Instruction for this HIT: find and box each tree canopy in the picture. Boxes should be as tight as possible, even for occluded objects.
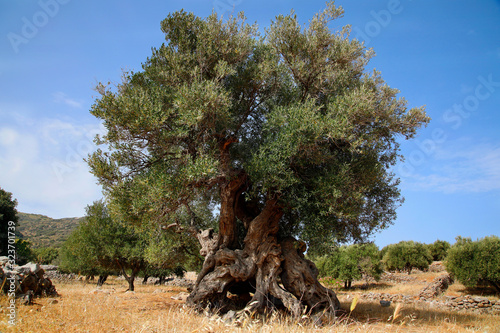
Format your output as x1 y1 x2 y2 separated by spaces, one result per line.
60 200 145 290
61 199 203 290
87 2 429 316
88 2 428 248
382 240 433 274
316 243 382 289
427 239 451 261
445 236 500 293
0 187 19 257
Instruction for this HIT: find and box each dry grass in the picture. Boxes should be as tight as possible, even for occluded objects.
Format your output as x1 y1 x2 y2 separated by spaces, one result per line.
1 273 499 333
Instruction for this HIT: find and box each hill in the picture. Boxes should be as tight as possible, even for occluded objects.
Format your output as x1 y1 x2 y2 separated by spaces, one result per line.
17 212 82 248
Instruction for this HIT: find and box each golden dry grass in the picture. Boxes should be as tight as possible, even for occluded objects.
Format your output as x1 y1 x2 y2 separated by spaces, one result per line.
0 273 499 333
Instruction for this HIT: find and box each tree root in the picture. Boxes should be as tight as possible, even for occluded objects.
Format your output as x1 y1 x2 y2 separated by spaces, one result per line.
186 234 341 320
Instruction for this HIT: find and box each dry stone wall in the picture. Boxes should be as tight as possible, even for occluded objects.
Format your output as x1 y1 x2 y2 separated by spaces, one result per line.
361 292 499 314
360 273 499 316
0 257 58 304
418 273 454 299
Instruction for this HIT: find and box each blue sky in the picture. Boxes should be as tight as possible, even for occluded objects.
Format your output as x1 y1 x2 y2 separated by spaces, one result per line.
0 0 499 248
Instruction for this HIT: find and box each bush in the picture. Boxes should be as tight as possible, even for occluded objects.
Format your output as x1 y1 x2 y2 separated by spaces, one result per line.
33 247 60 265
316 243 382 288
0 187 19 257
382 240 432 274
14 239 35 265
427 239 451 261
445 235 500 293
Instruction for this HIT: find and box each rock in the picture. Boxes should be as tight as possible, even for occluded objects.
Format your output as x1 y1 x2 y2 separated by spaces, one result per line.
418 273 453 298
47 298 58 304
381 272 417 284
222 310 237 323
380 300 391 307
90 288 110 295
428 261 446 272
170 292 189 301
20 262 43 275
472 297 489 303
40 265 58 271
0 256 9 266
164 277 195 289
19 291 34 305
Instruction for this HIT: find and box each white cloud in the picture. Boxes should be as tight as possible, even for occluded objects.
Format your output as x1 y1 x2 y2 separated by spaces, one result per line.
0 127 40 174
0 114 105 218
401 140 500 193
53 91 84 109
0 127 19 146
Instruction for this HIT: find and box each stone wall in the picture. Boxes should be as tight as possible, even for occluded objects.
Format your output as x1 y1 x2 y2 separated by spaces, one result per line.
361 292 500 315
0 258 58 304
357 272 499 315
445 296 500 314
418 273 454 299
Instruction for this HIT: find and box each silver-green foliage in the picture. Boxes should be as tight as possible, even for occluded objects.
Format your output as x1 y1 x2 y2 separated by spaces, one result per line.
382 240 432 274
426 239 451 261
87 2 429 249
445 236 500 292
316 243 382 287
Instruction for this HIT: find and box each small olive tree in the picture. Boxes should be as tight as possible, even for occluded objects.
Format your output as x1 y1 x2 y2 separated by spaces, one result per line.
427 239 451 261
382 241 432 274
0 187 19 257
33 247 60 265
316 243 382 289
60 200 145 290
445 236 500 293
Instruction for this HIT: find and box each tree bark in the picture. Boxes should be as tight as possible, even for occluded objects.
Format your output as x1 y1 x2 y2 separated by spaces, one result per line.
97 275 108 287
488 280 500 293
217 171 247 249
120 266 135 291
117 260 141 292
187 195 341 318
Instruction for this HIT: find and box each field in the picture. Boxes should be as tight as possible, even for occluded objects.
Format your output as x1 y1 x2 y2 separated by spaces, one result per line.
1 271 499 333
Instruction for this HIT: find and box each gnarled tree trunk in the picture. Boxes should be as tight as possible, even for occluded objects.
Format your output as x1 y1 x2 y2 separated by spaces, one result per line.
97 274 108 287
186 173 341 318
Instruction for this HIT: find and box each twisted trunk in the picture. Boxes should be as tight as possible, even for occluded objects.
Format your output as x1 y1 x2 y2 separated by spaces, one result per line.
187 138 340 317
117 260 142 292
187 178 341 318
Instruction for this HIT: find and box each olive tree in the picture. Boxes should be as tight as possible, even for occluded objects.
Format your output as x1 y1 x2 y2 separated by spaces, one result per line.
316 243 382 289
382 241 432 274
445 236 500 293
60 200 145 290
0 187 19 257
87 3 428 316
427 239 450 261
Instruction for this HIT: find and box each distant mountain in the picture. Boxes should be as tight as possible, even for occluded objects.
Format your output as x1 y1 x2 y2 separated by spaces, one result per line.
17 212 82 248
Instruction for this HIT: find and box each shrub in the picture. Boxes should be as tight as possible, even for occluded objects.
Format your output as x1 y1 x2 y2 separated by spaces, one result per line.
33 247 59 265
382 240 432 274
14 239 35 265
445 235 500 292
316 243 382 288
427 239 451 261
